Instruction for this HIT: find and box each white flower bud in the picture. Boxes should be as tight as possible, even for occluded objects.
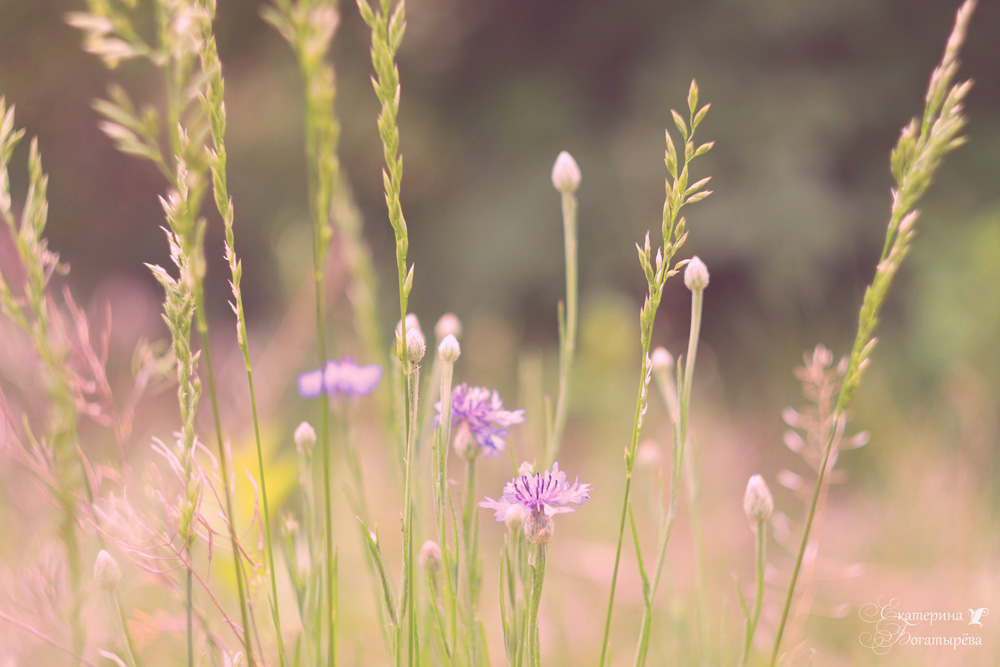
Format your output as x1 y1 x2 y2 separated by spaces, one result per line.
743 474 774 523
419 540 442 574
518 461 535 477
395 313 423 341
294 421 316 454
406 328 426 364
637 440 662 468
684 256 710 292
438 334 461 364
435 313 462 341
505 504 531 532
551 151 581 194
453 423 479 461
650 347 673 373
94 550 121 591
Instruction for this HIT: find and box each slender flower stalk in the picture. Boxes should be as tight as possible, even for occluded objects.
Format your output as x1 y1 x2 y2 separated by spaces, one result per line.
544 151 581 467
433 334 461 661
769 3 975 663
740 475 773 665
438 383 525 663
598 81 713 667
632 256 709 667
95 551 138 667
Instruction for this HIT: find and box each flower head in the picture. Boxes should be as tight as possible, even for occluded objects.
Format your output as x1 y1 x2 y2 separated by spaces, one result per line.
437 384 525 458
94 550 121 591
684 256 710 292
743 474 774 523
298 359 382 399
551 151 581 194
480 462 591 526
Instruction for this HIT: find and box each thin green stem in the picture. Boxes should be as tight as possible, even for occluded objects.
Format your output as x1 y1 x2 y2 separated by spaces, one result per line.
109 590 139 667
527 545 547 667
401 363 421 667
462 458 482 666
598 354 648 667
544 190 578 467
742 521 767 666
193 289 256 667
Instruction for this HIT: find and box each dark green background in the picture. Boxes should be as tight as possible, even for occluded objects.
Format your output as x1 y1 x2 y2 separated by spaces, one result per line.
1 0 998 405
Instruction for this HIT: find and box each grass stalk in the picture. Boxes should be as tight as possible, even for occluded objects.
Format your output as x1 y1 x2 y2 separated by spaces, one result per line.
769 3 974 662
199 22 286 664
598 81 713 667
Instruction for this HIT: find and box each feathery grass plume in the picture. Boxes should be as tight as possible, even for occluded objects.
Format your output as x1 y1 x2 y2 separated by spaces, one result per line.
0 98 94 656
598 80 713 667
71 2 257 663
769 2 976 663
763 346 868 662
543 151 581 468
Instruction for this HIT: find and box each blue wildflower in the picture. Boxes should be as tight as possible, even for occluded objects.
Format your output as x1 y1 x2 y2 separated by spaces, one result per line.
298 359 382 398
480 462 591 522
437 383 525 458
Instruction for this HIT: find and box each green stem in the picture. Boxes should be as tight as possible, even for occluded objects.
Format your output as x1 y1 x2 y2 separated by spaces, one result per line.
402 363 420 667
193 290 256 667
544 190 578 467
768 416 837 666
633 285 704 666
109 591 139 667
527 545 547 667
742 521 767 666
462 458 481 666
598 350 650 667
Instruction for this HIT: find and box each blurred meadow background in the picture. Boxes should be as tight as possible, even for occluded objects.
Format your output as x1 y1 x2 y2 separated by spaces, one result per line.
1 0 998 665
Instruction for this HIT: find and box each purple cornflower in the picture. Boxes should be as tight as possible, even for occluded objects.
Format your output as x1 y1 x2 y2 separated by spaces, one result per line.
437 383 526 458
298 359 382 398
480 462 591 522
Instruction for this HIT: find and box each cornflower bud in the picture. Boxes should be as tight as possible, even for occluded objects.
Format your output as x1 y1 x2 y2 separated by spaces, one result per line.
551 151 581 194
435 313 462 341
94 550 121 591
650 347 673 373
438 334 461 363
406 328 426 364
453 423 479 461
684 256 710 292
419 540 442 574
743 474 774 523
504 503 531 532
294 421 316 455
